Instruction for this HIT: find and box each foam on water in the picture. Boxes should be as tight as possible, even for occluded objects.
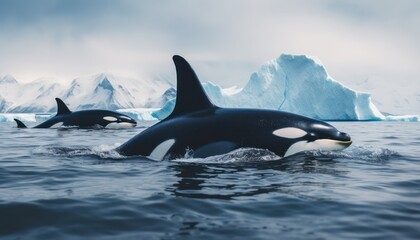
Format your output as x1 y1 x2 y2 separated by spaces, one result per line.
174 148 281 164
32 143 399 165
33 144 126 159
308 145 400 162
174 146 399 164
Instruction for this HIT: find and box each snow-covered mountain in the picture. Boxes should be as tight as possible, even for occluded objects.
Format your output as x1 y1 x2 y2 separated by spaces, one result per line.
10 79 64 113
0 73 172 113
0 74 18 85
59 73 171 111
0 54 418 122
0 96 9 112
0 75 20 112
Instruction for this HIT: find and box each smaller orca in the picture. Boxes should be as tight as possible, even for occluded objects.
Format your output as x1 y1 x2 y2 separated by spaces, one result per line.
14 98 137 129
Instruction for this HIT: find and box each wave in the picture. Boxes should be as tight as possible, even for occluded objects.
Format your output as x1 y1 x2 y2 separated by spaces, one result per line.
33 144 126 159
309 145 400 162
174 148 281 164
32 143 400 164
175 145 399 164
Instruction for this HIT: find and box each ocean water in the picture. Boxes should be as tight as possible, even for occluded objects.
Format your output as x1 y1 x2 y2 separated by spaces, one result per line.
0 121 419 239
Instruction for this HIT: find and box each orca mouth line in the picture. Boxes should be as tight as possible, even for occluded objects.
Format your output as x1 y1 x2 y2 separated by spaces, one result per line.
336 140 352 146
316 140 353 146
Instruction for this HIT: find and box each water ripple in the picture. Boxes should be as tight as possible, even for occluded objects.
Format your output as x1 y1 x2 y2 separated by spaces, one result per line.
1 122 419 239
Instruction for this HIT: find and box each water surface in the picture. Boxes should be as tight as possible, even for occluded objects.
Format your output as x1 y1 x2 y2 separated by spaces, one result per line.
0 122 419 239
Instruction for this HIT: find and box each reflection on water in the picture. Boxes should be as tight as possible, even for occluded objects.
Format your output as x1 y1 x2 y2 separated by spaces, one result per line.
167 152 347 200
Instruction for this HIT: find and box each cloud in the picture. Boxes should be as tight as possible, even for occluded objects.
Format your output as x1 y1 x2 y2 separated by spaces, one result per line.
0 0 419 94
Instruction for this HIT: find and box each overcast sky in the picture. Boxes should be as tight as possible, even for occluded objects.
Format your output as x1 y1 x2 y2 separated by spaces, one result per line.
0 0 419 91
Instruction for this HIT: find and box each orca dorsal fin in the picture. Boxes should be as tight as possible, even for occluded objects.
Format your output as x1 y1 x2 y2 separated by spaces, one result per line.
14 118 27 128
167 55 215 119
55 98 72 115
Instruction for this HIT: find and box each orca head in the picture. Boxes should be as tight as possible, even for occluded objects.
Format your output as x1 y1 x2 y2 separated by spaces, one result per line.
102 114 137 129
272 120 352 157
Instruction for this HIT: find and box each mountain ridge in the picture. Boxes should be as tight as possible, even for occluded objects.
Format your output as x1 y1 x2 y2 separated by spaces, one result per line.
0 54 418 121
0 73 172 113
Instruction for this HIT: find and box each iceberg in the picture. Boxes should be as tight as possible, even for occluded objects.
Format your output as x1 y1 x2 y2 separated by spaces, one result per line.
384 115 419 122
116 108 159 121
275 55 386 120
0 113 52 123
151 99 175 120
149 54 418 121
211 55 384 120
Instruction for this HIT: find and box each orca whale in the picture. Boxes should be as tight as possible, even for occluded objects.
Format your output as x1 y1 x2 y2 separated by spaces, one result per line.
117 55 352 159
14 98 137 129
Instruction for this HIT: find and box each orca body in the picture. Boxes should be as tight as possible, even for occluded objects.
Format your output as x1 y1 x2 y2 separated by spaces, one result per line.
117 55 352 159
14 98 137 129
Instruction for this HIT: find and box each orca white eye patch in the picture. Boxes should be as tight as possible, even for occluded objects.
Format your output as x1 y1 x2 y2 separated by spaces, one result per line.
272 127 307 139
103 116 118 122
